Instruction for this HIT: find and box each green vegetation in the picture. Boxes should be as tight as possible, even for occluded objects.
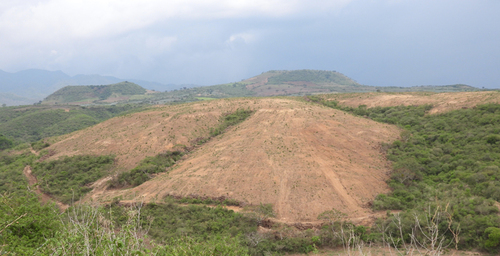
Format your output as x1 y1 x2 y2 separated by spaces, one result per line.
137 202 256 240
0 190 61 255
209 108 253 137
267 69 360 86
173 195 241 206
30 139 50 151
0 148 34 194
309 95 500 251
109 151 183 187
29 70 480 107
0 134 13 150
43 81 147 104
0 104 145 144
32 155 115 204
107 200 324 255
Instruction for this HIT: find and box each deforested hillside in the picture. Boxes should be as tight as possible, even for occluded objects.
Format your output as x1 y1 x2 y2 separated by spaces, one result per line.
6 93 500 254
319 91 500 114
67 98 402 222
45 101 226 170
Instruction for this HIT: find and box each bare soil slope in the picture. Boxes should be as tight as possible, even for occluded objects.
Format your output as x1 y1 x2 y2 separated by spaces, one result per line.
102 98 401 222
46 101 228 170
323 91 500 114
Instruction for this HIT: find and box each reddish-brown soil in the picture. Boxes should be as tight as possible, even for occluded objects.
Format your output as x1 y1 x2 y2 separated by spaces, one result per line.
85 98 400 222
46 101 227 170
41 92 500 223
322 91 500 114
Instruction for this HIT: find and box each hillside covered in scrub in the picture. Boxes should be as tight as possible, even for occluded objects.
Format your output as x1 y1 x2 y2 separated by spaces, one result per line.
42 81 149 105
2 91 500 254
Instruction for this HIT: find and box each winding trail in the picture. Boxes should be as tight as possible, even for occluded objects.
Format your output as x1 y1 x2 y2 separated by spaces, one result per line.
23 165 69 211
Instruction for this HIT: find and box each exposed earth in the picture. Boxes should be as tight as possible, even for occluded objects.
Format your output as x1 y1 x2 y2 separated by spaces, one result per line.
38 91 500 224
322 91 500 114
44 97 400 222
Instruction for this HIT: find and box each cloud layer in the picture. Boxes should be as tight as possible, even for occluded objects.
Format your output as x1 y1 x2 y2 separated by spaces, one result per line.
1 0 499 88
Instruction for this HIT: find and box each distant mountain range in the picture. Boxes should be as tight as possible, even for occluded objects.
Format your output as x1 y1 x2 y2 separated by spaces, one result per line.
1 69 481 107
0 69 177 106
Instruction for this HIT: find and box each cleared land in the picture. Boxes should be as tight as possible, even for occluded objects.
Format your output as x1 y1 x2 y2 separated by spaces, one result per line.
42 92 500 223
52 98 400 222
322 91 500 114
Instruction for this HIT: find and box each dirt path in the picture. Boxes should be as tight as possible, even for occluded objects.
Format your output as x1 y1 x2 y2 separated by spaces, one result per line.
30 147 39 156
23 165 69 211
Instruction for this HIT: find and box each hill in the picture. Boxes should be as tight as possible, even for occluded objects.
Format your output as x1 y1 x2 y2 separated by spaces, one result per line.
42 81 148 105
44 97 400 222
0 69 174 105
4 91 500 254
137 70 480 105
14 69 481 107
0 104 144 144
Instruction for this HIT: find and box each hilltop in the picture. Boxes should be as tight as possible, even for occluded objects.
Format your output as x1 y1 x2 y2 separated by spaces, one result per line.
139 70 480 105
11 69 481 107
42 81 150 105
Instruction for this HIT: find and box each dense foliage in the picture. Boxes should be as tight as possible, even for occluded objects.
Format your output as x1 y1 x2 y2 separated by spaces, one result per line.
110 151 183 187
1 192 250 255
32 155 115 204
0 134 13 150
0 104 144 144
0 148 34 194
0 190 61 255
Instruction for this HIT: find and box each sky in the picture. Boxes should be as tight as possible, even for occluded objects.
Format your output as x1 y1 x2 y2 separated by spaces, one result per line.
0 0 499 88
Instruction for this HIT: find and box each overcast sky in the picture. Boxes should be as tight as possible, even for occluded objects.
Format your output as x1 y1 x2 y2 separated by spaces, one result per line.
1 0 499 88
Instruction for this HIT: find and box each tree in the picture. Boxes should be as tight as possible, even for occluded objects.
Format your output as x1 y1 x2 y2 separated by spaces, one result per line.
484 227 500 249
0 135 13 150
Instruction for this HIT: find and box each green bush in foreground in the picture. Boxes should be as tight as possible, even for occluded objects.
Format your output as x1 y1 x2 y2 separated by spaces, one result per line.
0 191 61 255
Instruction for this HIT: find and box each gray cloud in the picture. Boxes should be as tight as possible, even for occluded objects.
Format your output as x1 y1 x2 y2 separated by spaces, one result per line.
1 0 499 88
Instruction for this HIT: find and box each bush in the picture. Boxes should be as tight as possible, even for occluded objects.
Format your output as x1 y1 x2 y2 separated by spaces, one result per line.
33 155 115 204
110 151 183 187
0 191 61 255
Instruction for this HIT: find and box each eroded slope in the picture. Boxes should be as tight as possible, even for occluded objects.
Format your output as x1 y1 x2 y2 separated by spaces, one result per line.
108 98 400 222
46 101 231 170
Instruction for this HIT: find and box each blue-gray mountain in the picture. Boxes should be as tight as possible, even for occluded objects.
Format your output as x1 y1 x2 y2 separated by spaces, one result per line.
0 69 176 106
